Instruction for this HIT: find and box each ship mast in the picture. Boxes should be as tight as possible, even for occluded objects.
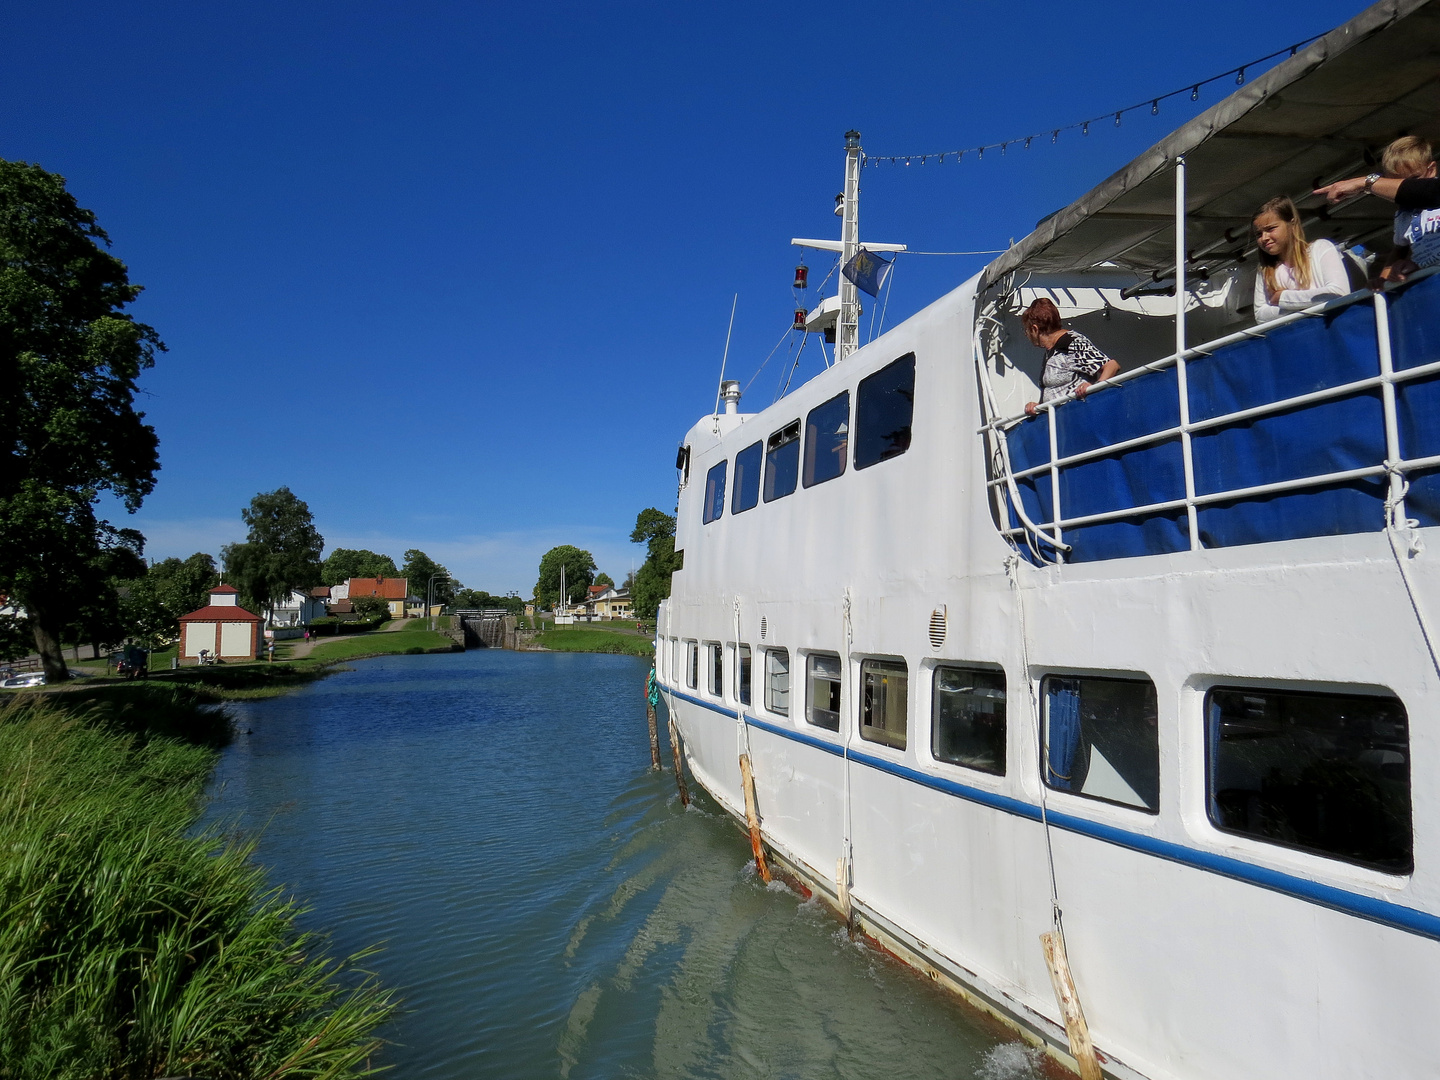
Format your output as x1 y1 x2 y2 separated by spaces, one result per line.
792 130 906 363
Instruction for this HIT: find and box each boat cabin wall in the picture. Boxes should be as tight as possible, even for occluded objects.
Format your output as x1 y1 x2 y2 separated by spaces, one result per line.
671 274 1014 639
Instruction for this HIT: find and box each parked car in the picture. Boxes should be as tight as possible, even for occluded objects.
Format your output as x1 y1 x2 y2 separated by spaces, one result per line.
2 671 45 689
112 645 150 679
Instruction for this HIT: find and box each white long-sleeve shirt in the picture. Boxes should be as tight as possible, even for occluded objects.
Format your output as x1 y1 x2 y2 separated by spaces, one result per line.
1253 238 1350 323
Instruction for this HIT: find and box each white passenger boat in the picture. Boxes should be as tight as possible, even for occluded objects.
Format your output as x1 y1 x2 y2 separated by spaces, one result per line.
653 2 1440 1076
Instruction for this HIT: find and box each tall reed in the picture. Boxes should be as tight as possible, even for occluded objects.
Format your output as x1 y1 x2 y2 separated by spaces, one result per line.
0 696 397 1079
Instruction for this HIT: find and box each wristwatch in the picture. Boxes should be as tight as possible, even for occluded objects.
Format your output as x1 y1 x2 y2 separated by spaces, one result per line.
1365 172 1382 194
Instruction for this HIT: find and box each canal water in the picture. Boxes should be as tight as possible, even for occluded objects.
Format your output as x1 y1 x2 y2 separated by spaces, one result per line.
207 649 1043 1079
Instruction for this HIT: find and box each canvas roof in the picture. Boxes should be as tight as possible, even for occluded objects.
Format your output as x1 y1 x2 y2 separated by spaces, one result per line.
980 0 1440 292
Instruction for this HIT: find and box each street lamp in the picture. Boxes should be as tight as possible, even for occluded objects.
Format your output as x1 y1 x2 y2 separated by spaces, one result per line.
427 573 449 631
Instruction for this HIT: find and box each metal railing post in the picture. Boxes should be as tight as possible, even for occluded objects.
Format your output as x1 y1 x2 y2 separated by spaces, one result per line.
1047 403 1063 550
1174 155 1201 550
1375 291 1407 524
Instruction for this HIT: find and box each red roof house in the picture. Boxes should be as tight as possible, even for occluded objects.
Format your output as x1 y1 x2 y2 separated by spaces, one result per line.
179 585 262 662
346 577 411 616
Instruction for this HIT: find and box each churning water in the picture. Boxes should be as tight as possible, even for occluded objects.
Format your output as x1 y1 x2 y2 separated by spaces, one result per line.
207 649 1042 1079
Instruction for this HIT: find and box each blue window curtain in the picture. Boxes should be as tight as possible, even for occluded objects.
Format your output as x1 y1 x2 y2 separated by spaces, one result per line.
1046 680 1082 790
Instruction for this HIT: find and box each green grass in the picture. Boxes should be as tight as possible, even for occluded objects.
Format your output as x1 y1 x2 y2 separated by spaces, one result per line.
0 694 397 1079
531 626 654 655
306 626 457 663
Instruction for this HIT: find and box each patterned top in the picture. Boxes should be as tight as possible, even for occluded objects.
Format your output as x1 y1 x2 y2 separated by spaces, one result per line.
1040 330 1111 403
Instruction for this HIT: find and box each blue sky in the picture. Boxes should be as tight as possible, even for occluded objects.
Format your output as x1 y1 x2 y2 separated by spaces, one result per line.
3 0 1361 594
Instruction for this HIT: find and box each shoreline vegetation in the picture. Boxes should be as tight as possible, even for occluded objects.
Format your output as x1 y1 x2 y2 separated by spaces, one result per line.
526 618 655 657
0 685 397 1078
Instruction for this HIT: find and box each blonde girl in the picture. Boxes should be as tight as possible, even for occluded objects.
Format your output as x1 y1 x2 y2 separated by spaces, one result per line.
1252 196 1349 323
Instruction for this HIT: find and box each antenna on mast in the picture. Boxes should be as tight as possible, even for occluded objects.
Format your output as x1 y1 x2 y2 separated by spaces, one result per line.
713 293 738 415
791 131 906 363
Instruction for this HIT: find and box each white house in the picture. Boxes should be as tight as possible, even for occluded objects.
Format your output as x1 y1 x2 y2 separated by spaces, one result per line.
268 587 329 628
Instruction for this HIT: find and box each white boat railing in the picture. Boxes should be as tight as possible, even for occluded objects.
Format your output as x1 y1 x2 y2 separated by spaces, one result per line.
976 266 1440 563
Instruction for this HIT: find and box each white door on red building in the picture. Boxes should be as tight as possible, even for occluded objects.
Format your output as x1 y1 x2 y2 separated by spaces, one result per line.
186 623 217 657
220 622 251 657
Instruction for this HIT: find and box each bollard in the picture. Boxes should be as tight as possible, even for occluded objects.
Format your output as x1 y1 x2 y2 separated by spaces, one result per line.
667 714 690 806
739 753 770 882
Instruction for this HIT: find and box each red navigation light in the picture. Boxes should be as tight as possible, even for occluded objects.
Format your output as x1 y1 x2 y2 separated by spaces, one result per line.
793 264 809 289
793 309 807 331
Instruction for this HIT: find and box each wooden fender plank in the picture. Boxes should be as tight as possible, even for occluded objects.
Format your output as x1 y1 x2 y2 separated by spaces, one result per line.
1040 929 1102 1080
738 753 771 882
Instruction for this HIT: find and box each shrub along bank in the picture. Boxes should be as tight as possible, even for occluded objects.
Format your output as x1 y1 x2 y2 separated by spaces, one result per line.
0 687 396 1079
531 623 654 657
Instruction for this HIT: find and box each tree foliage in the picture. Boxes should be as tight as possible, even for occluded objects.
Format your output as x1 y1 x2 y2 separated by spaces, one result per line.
221 488 323 617
120 552 217 647
321 548 396 586
400 549 455 606
594 572 614 588
0 160 164 679
349 594 390 620
630 508 680 621
451 589 524 614
534 546 596 609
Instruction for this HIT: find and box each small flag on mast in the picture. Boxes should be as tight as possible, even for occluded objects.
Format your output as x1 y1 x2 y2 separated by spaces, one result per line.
842 248 893 297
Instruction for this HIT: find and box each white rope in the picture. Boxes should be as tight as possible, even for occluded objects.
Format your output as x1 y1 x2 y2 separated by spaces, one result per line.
1006 554 1064 933
1383 468 1440 681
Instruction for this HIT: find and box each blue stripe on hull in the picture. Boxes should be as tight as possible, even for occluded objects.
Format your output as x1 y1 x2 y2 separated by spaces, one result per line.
662 684 1440 943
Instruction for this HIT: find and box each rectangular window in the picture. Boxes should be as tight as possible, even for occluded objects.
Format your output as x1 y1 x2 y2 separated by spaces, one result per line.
703 460 727 524
1043 676 1158 813
669 637 679 683
933 665 1006 775
807 653 842 731
804 391 850 488
855 353 915 470
765 648 790 715
686 640 698 690
732 441 763 514
860 659 907 750
764 421 801 502
737 644 752 706
1207 687 1411 872
707 642 723 697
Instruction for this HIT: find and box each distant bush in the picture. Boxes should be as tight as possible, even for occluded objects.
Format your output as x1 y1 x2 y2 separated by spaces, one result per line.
404 646 425 655
349 595 391 620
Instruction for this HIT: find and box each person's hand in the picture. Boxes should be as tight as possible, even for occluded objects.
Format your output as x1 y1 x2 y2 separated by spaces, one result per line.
1075 381 1093 400
1383 258 1420 285
1267 288 1282 306
1024 401 1038 416
1314 177 1367 205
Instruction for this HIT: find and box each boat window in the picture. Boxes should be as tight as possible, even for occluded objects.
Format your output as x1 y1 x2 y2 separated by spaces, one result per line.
707 642 723 697
703 461 727 524
855 353 915 470
1042 675 1158 813
1206 687 1411 872
764 421 801 502
732 441 763 514
686 640 698 690
765 648 790 716
736 644 752 706
669 637 679 684
804 391 850 488
807 653 842 732
860 659 908 750
933 665 1006 776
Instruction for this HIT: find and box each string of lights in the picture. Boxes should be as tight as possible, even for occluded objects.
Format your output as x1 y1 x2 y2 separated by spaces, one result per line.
863 33 1324 169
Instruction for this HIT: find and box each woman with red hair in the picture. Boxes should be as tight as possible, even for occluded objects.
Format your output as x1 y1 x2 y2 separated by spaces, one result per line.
1022 298 1120 416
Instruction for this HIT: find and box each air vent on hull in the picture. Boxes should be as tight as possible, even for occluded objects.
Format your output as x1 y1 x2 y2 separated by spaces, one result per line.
928 606 947 650
760 616 768 640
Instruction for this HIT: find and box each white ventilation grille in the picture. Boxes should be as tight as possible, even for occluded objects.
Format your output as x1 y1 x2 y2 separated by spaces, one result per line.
759 616 768 640
928 606 947 650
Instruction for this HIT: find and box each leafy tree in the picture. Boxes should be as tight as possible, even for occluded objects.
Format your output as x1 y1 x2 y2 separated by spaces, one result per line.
64 534 147 657
350 594 390 621
401 549 455 607
120 552 217 646
0 160 164 681
451 589 524 614
221 488 324 619
623 570 636 591
534 546 596 609
321 548 397 586
630 509 680 621
594 572 614 588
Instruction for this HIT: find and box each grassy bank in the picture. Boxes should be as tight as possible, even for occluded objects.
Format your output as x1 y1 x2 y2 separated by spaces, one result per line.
531 623 654 656
307 624 457 663
0 688 396 1078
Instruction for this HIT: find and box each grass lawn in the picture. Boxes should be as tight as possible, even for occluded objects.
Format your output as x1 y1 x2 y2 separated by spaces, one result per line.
532 626 654 656
306 625 457 663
